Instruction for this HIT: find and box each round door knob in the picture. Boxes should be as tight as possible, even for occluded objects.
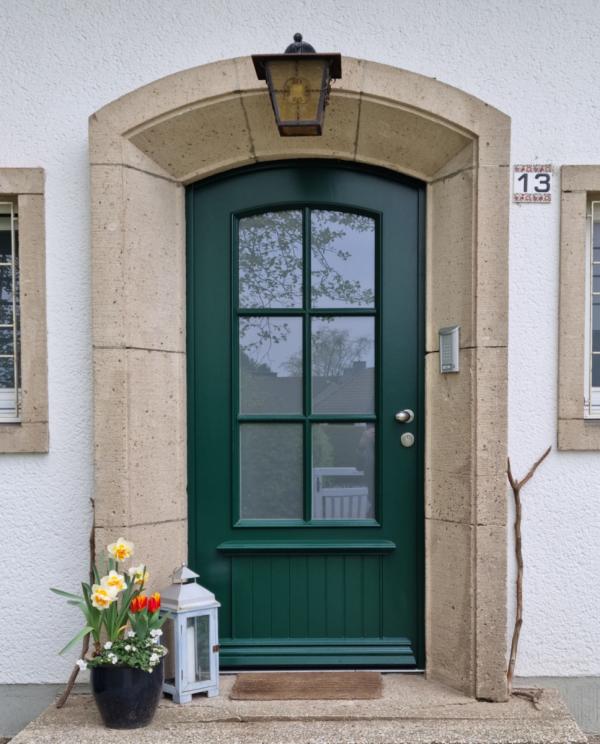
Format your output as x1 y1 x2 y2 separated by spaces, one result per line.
394 409 415 423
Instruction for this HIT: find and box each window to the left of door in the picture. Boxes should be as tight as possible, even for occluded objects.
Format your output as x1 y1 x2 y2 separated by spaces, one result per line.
0 199 20 421
0 168 48 453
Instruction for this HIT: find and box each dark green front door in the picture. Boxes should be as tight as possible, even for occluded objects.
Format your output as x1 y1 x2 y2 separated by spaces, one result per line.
187 161 424 668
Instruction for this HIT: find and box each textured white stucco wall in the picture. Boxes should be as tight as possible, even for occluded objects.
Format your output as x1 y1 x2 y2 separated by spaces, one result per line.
1 0 599 683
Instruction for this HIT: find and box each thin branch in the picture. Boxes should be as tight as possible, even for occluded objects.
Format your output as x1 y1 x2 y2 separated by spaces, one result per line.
56 500 95 709
506 447 551 695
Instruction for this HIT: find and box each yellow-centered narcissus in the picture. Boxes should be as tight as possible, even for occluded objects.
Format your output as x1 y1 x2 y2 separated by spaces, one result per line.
107 537 134 562
127 564 149 585
101 570 127 593
90 584 118 610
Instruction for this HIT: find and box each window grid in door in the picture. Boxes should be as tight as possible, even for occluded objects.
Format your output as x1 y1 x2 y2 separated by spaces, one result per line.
233 206 380 526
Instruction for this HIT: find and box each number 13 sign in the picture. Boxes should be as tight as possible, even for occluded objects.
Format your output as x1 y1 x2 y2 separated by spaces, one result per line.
513 164 553 203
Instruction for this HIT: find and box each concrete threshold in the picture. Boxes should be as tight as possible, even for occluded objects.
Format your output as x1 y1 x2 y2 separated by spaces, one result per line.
10 674 588 743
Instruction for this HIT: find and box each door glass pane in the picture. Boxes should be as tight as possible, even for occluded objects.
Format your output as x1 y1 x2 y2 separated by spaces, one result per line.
311 210 375 308
312 423 375 520
239 317 303 413
312 316 375 414
239 210 303 308
240 424 303 519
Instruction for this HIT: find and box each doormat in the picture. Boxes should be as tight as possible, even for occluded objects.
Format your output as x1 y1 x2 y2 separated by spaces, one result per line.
230 671 383 700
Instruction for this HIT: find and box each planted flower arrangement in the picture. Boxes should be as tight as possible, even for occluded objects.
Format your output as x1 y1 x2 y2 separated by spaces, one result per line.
51 537 168 729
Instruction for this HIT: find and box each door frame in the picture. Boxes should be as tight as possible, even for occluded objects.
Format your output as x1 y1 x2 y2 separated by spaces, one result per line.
90 56 510 700
186 160 426 668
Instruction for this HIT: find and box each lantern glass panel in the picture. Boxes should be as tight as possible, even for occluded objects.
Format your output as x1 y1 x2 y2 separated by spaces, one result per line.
266 58 327 125
185 615 211 686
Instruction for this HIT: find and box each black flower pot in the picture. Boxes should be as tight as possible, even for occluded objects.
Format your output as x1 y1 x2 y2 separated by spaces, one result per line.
91 659 164 729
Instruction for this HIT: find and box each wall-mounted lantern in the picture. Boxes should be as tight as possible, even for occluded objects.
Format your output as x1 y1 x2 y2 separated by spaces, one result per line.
252 33 342 136
160 565 220 703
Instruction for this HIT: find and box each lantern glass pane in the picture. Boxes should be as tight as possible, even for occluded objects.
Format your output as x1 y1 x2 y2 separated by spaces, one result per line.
162 616 176 685
267 58 326 124
185 615 211 686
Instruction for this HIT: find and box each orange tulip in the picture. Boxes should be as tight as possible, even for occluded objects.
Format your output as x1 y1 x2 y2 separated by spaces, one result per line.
147 592 161 613
130 594 148 613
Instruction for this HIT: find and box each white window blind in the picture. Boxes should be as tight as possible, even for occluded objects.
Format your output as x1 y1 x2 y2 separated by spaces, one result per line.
0 201 20 422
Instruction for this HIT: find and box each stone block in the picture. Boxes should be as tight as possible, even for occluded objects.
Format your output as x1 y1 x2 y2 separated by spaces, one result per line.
562 164 600 192
425 349 474 490
356 98 470 180
89 113 175 178
558 418 600 450
95 519 187 593
245 91 360 164
0 168 44 194
426 518 474 696
94 58 243 136
130 96 254 183
17 194 48 423
0 422 48 453
474 165 509 348
427 168 475 351
91 165 185 352
475 523 508 701
558 191 588 422
94 348 187 528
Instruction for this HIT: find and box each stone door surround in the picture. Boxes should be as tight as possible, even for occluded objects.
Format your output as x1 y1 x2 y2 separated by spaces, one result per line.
89 57 510 701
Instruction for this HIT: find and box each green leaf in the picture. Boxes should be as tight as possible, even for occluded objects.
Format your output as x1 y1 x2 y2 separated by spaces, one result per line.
156 612 170 628
50 588 82 601
58 626 94 656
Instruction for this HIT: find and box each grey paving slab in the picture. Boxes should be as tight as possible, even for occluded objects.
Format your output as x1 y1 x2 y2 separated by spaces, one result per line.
10 674 588 744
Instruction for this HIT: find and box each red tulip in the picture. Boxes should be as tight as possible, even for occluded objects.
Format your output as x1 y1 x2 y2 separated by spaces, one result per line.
147 592 161 613
130 594 148 613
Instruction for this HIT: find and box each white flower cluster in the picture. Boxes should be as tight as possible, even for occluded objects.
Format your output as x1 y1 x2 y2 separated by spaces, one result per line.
149 628 163 644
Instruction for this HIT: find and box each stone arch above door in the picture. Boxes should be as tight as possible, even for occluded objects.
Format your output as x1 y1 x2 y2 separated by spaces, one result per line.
90 57 510 701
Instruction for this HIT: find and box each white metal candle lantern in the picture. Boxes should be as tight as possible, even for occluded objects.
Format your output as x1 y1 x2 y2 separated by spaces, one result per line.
160 565 220 703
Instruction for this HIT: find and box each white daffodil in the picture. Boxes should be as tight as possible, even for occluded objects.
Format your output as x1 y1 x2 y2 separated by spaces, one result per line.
90 583 118 610
127 564 149 585
76 659 87 670
107 537 134 562
100 570 127 594
103 641 113 650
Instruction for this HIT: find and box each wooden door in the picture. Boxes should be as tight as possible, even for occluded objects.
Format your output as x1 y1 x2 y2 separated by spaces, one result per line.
187 161 424 668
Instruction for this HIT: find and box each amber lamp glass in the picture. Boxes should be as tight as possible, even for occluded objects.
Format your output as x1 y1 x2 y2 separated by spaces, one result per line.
252 34 342 136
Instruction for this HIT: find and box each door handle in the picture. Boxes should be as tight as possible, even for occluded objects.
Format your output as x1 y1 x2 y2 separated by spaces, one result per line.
394 409 414 423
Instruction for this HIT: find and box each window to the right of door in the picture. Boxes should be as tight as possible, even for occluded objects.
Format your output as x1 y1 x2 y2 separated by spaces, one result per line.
585 200 600 417
0 199 20 422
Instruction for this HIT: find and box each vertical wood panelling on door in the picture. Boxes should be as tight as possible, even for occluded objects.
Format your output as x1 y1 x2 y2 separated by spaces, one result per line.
230 554 385 640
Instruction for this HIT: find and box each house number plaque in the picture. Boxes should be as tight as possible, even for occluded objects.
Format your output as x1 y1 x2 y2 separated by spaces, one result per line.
513 164 553 203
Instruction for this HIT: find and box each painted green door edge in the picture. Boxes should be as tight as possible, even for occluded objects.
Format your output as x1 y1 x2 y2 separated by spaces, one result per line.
187 160 425 669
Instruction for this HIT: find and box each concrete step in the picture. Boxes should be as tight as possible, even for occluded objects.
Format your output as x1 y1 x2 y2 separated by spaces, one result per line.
9 674 588 744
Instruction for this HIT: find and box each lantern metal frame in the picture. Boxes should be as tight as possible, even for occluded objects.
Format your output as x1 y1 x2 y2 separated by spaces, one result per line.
252 34 342 136
160 566 221 704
